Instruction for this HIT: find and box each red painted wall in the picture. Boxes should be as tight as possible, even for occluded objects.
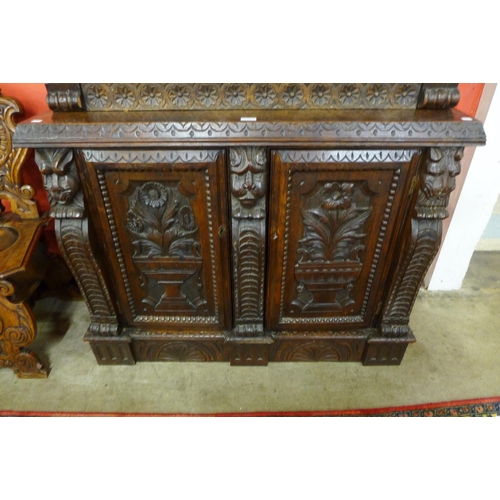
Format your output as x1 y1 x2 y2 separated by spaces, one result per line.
457 83 485 117
0 83 50 213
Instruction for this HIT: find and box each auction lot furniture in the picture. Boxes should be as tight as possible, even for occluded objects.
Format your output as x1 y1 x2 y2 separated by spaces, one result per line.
0 92 48 378
13 83 485 367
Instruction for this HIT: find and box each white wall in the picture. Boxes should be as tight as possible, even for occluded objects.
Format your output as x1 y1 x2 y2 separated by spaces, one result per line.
428 85 500 290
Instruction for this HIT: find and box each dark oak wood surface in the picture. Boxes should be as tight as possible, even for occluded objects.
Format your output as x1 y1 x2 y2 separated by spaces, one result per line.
11 84 486 367
14 109 485 148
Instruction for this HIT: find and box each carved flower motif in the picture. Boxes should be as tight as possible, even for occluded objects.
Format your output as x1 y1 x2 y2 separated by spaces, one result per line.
177 206 196 231
339 84 360 106
139 182 168 208
395 84 417 107
86 85 109 108
224 84 246 106
282 84 304 106
114 85 135 108
322 182 354 210
126 215 144 234
298 181 370 264
196 84 218 107
366 84 388 107
310 84 331 106
254 84 276 107
169 84 191 107
140 85 163 107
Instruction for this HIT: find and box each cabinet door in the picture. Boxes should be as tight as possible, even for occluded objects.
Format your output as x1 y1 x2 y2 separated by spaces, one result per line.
80 149 231 330
266 149 419 331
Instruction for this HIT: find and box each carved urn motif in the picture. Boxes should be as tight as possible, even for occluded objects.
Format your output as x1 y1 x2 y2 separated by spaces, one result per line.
291 182 370 313
125 182 206 313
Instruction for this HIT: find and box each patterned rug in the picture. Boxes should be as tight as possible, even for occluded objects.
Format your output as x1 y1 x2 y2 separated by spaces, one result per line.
1 396 499 417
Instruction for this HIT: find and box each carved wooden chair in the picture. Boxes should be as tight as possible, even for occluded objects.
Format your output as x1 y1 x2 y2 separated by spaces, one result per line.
0 92 48 378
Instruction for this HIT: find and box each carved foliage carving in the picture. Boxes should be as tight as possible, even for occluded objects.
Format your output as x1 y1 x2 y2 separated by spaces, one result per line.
35 148 84 218
292 181 372 313
0 94 37 218
125 181 206 314
230 147 268 331
0 280 48 378
126 182 200 259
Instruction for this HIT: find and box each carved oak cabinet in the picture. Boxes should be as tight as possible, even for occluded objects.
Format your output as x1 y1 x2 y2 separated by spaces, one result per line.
13 84 486 366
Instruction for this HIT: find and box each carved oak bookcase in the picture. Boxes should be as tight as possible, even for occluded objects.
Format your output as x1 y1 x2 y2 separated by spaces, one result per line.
13 84 486 366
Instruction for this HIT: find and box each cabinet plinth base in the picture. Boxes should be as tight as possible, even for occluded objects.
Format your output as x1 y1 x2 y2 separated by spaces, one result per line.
82 326 418 366
85 332 135 365
362 330 416 366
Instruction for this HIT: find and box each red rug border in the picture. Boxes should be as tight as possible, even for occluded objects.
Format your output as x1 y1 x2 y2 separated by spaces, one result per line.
1 396 499 417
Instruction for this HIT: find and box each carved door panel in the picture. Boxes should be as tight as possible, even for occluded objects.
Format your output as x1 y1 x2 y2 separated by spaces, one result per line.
79 150 231 330
266 149 420 331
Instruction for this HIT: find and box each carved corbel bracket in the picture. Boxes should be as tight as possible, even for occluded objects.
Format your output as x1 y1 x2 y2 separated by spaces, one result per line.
373 146 463 353
228 147 270 364
229 147 268 329
34 148 120 338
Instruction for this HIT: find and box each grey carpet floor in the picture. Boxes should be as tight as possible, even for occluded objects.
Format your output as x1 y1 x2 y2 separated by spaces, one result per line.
1 251 499 414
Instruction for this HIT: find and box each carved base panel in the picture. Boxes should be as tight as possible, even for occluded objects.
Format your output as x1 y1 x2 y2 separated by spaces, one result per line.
131 333 228 362
362 330 416 366
270 333 367 362
85 329 381 365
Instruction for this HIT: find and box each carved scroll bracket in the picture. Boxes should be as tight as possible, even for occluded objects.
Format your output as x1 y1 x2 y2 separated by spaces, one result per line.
0 279 48 378
34 148 121 340
229 147 268 328
417 84 460 109
375 147 463 348
46 84 85 112
228 147 269 363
